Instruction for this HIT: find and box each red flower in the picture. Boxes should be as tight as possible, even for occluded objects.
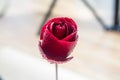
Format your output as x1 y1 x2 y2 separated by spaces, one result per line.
39 17 78 63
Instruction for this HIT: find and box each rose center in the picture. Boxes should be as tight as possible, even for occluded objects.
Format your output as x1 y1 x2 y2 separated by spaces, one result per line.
53 23 66 40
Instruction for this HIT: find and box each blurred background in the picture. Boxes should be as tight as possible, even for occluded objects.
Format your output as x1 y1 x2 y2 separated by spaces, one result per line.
0 0 120 80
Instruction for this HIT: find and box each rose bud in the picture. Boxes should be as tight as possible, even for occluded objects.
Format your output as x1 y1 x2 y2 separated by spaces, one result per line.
38 17 78 63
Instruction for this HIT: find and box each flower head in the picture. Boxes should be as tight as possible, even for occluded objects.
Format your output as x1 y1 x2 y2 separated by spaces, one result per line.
39 17 78 63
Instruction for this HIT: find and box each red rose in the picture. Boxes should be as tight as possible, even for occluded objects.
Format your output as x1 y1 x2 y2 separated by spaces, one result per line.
39 17 78 63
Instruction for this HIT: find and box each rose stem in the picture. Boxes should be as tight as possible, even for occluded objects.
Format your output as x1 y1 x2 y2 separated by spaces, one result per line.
55 63 58 80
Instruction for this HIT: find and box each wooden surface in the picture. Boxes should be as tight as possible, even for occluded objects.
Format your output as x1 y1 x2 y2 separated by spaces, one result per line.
0 0 120 80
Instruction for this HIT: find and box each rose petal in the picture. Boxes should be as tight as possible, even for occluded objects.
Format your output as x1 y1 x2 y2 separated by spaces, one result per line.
65 22 74 35
40 20 51 39
62 31 78 42
41 30 67 58
63 19 77 36
53 25 66 39
39 42 73 64
59 39 78 56
64 17 77 30
48 22 54 33
41 29 76 60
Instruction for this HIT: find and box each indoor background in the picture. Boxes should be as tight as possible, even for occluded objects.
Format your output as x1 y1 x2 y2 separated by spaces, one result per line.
0 0 120 80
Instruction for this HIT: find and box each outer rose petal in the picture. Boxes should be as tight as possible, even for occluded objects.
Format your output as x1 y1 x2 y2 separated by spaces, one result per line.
62 31 78 42
63 17 77 30
40 19 52 39
39 29 77 63
39 42 73 64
